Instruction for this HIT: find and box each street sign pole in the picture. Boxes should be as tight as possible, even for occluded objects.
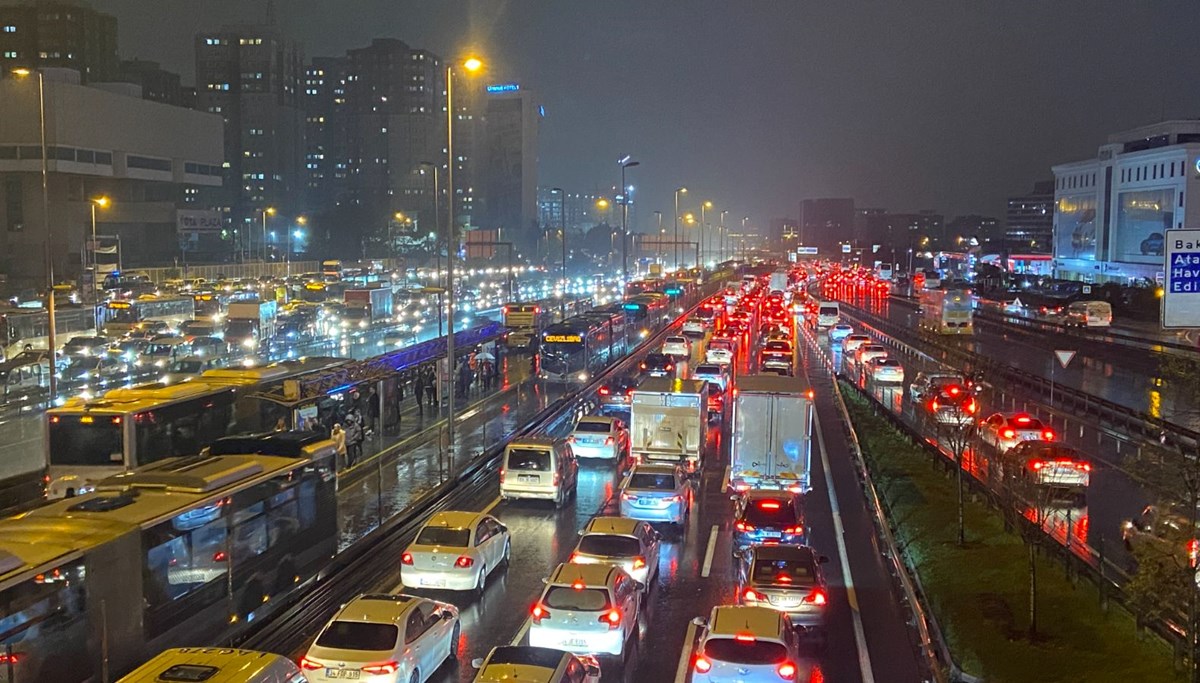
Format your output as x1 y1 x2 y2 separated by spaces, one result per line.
1051 350 1076 406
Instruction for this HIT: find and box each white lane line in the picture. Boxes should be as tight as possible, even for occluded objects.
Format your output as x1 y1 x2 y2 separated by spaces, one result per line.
510 616 531 646
673 620 699 683
481 495 502 515
700 524 719 578
812 397 877 683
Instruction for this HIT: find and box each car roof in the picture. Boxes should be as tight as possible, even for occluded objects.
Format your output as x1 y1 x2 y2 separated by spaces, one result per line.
750 544 817 563
707 605 787 638
335 593 420 623
628 463 678 476
425 510 483 529
583 516 641 535
548 562 623 587
694 364 723 374
740 489 797 503
508 436 557 448
577 415 615 426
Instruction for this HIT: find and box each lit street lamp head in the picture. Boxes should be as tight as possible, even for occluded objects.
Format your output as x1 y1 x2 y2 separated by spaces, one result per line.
11 67 31 77
91 196 110 208
462 57 483 72
265 207 276 216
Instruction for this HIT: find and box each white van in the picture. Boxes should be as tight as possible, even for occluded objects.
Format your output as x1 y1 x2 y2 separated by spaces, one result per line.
500 436 579 507
1064 300 1112 328
118 647 307 683
816 302 840 328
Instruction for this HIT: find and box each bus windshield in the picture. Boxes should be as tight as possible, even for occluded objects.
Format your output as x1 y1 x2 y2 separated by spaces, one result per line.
48 418 124 467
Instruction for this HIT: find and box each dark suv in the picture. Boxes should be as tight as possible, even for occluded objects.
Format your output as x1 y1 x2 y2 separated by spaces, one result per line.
731 490 806 554
639 352 677 378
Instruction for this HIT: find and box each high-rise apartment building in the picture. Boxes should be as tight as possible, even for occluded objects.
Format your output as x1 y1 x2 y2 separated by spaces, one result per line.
303 56 347 212
481 83 540 254
117 59 184 106
195 19 304 259
1005 181 1054 253
799 198 855 251
0 0 118 83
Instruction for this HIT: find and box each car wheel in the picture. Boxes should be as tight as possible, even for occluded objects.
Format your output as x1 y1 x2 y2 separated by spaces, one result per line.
449 622 461 660
554 490 564 509
473 569 486 599
409 671 419 683
501 538 511 568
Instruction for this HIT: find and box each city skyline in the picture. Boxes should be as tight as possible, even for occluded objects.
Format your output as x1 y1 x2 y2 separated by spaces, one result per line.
99 0 1200 231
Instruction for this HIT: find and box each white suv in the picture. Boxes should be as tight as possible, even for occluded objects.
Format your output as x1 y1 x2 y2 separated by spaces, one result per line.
528 563 642 657
691 605 804 682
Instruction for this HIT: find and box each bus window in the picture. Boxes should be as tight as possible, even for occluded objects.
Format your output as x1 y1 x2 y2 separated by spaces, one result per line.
47 416 124 467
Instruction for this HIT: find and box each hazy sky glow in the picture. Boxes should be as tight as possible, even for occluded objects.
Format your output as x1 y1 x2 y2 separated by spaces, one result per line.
101 0 1200 231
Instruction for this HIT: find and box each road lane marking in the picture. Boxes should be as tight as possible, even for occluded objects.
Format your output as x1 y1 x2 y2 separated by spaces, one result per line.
673 619 699 683
700 524 719 578
481 495 502 515
510 616 531 646
812 394 877 683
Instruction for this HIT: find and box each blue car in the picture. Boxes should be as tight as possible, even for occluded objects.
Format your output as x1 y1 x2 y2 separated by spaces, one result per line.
731 490 806 554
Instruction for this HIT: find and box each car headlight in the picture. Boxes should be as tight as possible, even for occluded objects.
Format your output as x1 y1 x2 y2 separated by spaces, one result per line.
242 338 256 349
358 321 367 329
154 360 166 368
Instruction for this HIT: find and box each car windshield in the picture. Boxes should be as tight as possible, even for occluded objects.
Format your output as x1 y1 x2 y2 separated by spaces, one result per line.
169 360 203 373
628 473 676 490
543 586 610 611
709 341 731 351
878 359 901 367
415 527 470 547
751 557 815 584
695 365 721 375
315 621 398 651
507 448 551 471
703 638 788 665
666 337 685 345
574 421 611 433
577 534 641 557
742 499 798 527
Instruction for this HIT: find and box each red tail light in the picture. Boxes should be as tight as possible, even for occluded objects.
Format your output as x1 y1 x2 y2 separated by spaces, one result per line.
569 552 580 562
666 363 674 371
758 500 781 510
803 588 827 605
743 588 759 602
499 468 505 483
777 661 798 680
783 526 803 535
455 555 474 568
1001 428 1016 439
1077 462 1091 472
1042 430 1055 441
694 656 713 673
599 608 622 629
631 556 646 570
640 362 647 370
212 551 228 562
299 656 323 671
605 436 615 446
1031 461 1045 470
599 386 610 395
361 661 399 675
552 472 561 486
531 604 550 623
401 552 413 566
735 522 755 531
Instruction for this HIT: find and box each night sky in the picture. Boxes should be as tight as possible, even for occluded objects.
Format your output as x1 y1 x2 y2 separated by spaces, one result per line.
100 0 1200 232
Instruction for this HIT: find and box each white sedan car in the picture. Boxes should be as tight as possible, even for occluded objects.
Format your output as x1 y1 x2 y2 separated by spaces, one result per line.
569 415 630 460
980 412 1055 453
661 335 691 359
705 340 735 366
302 593 459 683
401 511 510 593
865 357 905 384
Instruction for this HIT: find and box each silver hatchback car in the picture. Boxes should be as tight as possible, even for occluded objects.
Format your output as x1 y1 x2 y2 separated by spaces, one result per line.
618 463 689 525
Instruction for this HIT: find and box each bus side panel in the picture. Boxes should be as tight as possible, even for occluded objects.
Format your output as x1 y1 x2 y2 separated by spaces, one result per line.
86 533 146 680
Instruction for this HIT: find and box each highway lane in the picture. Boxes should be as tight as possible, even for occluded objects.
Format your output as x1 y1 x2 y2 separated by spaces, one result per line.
306 312 927 683
840 289 1200 432
820 311 1163 575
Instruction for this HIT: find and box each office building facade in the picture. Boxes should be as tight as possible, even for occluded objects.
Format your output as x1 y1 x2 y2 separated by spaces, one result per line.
0 69 223 286
799 198 855 252
1005 181 1053 253
481 83 539 254
1053 120 1200 283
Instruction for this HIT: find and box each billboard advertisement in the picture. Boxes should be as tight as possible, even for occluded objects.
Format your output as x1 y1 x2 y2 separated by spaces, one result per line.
1053 194 1097 261
1114 189 1174 264
176 209 223 234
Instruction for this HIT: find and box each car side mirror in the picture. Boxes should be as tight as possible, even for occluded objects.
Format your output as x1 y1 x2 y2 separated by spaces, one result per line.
541 577 549 584
470 658 485 669
634 580 647 592
729 494 740 501
691 616 708 628
819 555 830 564
440 608 455 620
584 663 601 677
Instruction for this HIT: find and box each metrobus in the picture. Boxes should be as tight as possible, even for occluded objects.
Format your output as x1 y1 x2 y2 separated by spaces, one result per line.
919 288 974 335
0 444 338 682
502 302 549 330
578 308 630 359
99 296 195 336
45 357 348 497
321 259 344 279
622 293 671 333
0 306 98 358
538 317 613 383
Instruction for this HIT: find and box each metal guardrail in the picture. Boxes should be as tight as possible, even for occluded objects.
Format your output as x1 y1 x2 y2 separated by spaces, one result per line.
802 325 956 683
238 283 721 654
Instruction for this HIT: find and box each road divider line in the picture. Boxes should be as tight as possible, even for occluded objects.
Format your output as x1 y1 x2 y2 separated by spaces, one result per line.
510 616 531 646
481 495 502 515
812 389 877 683
673 619 699 683
700 524 719 578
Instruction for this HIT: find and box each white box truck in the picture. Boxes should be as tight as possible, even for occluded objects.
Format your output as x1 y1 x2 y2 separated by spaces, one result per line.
630 377 708 472
225 300 277 351
728 374 813 493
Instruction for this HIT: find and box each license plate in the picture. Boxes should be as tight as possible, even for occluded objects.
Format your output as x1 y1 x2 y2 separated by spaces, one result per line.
419 577 447 587
762 531 782 538
638 498 656 506
563 638 588 648
519 474 538 483
326 670 360 680
771 595 800 606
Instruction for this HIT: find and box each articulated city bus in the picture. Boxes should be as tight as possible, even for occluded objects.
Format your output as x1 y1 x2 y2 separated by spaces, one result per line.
45 357 347 497
0 306 97 358
538 317 613 383
99 296 195 336
0 445 338 682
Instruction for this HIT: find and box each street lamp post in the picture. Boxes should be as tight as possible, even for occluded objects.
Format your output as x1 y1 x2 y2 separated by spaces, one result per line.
653 211 663 265
552 187 566 317
445 56 483 449
619 157 639 283
742 216 749 262
700 200 712 266
288 216 306 277
89 197 110 303
719 210 728 262
12 68 56 394
673 187 687 271
260 207 276 263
